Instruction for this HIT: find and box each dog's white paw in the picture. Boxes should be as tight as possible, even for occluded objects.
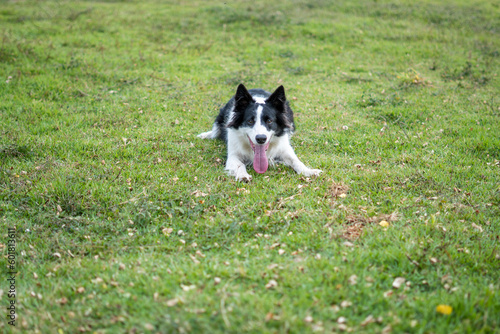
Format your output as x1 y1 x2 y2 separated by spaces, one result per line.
235 173 252 182
300 168 323 177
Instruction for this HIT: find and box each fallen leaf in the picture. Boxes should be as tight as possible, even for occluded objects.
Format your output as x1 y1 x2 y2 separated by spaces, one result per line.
379 220 390 227
392 277 405 289
471 223 483 232
348 275 358 285
340 300 352 308
304 315 313 323
360 315 375 326
181 284 196 292
265 280 278 289
337 316 347 324
338 324 348 331
189 254 200 264
436 304 452 315
162 227 174 235
166 298 179 307
191 190 208 197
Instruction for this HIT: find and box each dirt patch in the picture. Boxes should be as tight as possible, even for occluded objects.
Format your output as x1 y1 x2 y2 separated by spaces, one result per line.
342 212 400 240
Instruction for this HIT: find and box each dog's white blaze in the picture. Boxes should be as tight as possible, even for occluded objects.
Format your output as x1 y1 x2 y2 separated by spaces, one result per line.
246 105 272 145
254 96 266 104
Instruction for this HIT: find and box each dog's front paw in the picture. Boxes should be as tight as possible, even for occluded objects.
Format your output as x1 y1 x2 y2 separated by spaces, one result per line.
300 168 322 177
235 173 252 182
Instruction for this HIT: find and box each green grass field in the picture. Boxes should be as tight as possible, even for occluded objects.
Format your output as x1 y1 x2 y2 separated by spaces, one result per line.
1 0 499 333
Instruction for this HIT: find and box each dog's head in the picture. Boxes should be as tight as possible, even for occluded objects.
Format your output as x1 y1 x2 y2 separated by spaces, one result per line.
227 84 293 173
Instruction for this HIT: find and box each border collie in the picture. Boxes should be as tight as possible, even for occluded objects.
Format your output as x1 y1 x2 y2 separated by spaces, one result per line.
198 84 322 182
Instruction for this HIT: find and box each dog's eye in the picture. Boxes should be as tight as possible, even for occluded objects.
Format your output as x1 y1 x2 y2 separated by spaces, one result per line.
247 119 255 125
266 119 273 124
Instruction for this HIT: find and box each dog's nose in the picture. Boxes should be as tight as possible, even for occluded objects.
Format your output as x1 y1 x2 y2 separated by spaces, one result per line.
255 134 267 144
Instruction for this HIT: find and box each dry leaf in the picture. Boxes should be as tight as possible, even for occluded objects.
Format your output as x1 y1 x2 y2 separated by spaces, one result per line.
181 284 196 292
76 287 85 294
392 277 406 289
166 298 179 307
304 315 313 323
162 227 174 235
337 316 347 324
379 220 390 227
471 223 483 232
265 280 278 289
191 190 208 197
53 252 61 258
348 275 358 285
189 254 200 264
360 315 374 326
214 277 221 285
340 300 352 308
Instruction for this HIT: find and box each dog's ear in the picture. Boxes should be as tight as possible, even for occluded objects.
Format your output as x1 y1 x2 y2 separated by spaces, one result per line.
266 85 286 112
234 84 253 110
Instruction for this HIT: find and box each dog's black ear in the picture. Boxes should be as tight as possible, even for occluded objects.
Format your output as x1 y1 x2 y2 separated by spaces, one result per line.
266 85 286 112
234 84 253 109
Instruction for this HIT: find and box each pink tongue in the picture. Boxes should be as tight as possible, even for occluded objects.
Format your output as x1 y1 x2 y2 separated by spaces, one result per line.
253 144 268 174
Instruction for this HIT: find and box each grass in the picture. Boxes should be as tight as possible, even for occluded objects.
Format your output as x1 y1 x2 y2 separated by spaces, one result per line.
0 0 499 333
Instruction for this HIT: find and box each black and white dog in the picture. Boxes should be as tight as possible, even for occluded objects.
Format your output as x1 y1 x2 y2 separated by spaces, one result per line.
198 84 322 182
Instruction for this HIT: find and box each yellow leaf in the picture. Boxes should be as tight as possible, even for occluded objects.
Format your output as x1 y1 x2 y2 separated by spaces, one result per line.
379 220 390 227
436 304 452 315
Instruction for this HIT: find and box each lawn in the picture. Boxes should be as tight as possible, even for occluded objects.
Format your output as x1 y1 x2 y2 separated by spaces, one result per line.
0 0 499 333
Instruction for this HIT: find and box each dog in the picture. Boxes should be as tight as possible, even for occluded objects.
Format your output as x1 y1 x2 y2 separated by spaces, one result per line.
198 84 322 182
